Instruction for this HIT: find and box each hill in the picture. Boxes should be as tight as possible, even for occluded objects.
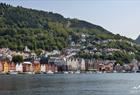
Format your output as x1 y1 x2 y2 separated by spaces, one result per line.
0 3 140 63
0 3 132 50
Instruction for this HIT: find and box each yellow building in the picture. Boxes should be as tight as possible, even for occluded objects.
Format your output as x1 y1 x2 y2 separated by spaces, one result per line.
3 61 9 73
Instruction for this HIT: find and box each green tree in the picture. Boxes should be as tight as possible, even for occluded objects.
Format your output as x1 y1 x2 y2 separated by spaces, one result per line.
12 55 23 64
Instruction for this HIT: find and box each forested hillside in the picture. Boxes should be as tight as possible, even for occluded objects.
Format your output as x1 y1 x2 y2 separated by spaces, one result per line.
0 3 133 51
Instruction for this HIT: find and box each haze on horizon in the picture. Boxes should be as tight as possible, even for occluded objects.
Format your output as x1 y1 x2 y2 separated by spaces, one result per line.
0 0 140 40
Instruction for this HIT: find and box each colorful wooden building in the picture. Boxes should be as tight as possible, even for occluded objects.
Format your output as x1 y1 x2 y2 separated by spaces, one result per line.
48 57 66 72
16 63 23 72
3 61 9 73
33 60 41 73
22 62 32 72
40 56 48 73
9 62 16 72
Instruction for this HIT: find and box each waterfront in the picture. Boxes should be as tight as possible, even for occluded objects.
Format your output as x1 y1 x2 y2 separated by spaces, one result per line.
0 73 140 95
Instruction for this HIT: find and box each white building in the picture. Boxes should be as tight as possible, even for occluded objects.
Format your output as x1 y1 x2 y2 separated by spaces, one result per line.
67 58 79 71
16 63 23 72
41 64 46 72
79 59 85 71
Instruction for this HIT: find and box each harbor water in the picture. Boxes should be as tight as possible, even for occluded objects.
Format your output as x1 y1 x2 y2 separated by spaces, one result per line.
0 73 140 95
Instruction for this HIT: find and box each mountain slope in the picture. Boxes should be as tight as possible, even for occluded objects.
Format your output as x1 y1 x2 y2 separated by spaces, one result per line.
0 3 135 51
136 35 140 44
0 3 115 50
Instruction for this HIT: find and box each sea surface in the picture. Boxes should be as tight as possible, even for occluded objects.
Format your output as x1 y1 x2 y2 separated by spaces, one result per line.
0 73 140 95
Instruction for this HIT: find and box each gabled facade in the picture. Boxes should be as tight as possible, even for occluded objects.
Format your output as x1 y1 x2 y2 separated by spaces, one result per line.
67 58 79 71
22 62 32 72
33 60 40 73
16 63 23 72
41 64 46 72
9 62 16 72
48 57 65 72
79 59 86 71
40 56 48 73
3 61 9 73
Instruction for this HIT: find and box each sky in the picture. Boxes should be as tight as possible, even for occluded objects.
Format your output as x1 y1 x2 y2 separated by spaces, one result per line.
0 0 140 39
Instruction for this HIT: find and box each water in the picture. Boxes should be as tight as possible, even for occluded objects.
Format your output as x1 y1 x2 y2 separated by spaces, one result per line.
0 73 140 95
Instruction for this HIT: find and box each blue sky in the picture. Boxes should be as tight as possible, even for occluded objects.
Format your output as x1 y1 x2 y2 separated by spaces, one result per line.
0 0 140 39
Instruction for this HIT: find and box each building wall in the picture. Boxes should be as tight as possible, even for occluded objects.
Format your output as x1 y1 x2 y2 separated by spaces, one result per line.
85 60 114 72
41 64 46 72
33 63 40 73
3 61 9 73
9 62 16 72
23 64 32 72
0 61 3 72
46 64 56 72
79 59 85 71
16 63 23 72
67 58 79 71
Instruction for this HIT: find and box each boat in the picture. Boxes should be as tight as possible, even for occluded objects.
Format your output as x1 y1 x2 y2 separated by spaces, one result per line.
75 70 80 74
9 72 18 75
47 70 54 74
63 71 69 74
